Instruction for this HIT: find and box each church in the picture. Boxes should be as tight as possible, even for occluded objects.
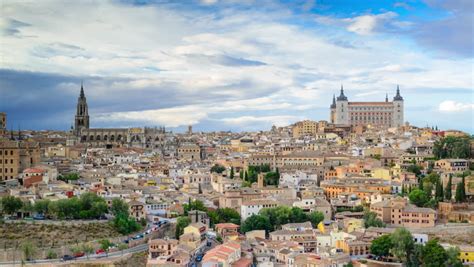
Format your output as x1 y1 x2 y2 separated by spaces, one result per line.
73 83 175 151
330 85 404 128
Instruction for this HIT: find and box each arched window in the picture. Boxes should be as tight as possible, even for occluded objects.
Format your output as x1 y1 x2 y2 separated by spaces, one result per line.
81 136 87 142
96 135 101 141
110 135 115 141
104 135 108 141
89 135 94 141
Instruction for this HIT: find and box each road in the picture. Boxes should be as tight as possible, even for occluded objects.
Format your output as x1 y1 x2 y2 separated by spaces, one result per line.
0 243 148 266
188 237 220 267
0 221 170 266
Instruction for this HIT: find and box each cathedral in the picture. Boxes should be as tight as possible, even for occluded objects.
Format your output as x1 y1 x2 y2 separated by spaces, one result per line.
330 85 404 128
73 83 176 152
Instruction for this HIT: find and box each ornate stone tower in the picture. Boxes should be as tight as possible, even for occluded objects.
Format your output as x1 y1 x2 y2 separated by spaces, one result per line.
330 94 336 123
335 85 349 125
392 85 404 127
74 82 90 136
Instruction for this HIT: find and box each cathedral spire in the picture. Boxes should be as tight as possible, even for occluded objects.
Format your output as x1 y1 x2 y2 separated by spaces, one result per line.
385 93 388 102
336 84 348 101
330 94 336 108
393 84 403 101
80 80 85 98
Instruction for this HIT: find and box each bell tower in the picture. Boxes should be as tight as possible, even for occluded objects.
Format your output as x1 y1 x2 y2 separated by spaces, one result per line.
74 81 90 136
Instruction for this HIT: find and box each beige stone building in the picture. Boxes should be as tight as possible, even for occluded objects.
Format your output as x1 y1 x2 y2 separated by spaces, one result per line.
370 197 436 228
177 143 201 161
0 140 40 181
0 112 6 134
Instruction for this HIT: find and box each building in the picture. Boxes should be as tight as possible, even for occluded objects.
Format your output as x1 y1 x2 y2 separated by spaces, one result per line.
215 223 240 240
202 241 241 267
370 197 436 228
129 200 146 221
0 112 6 134
177 143 201 161
435 159 469 172
330 85 404 127
74 82 90 136
0 140 41 181
72 84 175 150
292 120 320 138
241 199 279 221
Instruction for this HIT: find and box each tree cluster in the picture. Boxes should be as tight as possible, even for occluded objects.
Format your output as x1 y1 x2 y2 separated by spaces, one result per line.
110 198 141 235
363 211 386 228
240 206 324 234
370 228 462 267
246 164 271 183
433 136 471 159
57 173 80 182
210 164 226 174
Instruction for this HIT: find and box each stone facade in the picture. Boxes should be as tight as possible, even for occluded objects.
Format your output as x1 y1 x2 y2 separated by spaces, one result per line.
330 85 404 127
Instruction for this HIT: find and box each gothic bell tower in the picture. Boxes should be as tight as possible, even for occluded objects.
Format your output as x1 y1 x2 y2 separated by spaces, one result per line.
74 81 90 136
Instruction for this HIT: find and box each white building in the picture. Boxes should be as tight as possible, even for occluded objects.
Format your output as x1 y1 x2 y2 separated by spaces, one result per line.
330 85 404 127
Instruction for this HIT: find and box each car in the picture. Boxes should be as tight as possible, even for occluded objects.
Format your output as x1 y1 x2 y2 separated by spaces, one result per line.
74 252 85 258
96 249 105 254
196 254 203 262
62 255 74 261
33 214 45 220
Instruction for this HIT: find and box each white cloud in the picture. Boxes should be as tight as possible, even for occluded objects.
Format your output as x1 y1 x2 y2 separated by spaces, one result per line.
345 12 398 35
220 115 302 127
438 100 474 112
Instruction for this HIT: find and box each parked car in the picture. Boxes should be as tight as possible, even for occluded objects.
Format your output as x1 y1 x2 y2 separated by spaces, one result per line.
73 252 85 258
61 255 74 261
95 249 105 254
196 254 203 262
33 214 45 220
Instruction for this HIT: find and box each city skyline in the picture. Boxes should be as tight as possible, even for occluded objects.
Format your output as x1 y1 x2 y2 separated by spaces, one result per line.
1 0 473 133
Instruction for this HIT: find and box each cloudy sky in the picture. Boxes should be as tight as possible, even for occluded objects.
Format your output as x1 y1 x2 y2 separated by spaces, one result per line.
1 0 473 133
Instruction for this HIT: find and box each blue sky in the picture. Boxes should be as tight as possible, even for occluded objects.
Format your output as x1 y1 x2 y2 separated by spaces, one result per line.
0 0 473 132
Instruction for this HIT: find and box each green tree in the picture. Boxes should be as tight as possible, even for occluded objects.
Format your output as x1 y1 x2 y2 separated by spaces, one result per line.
289 207 308 223
421 239 448 267
183 200 207 215
264 172 279 186
46 249 57 259
110 198 129 216
208 208 241 226
390 228 414 263
82 243 94 259
260 206 292 229
407 164 422 176
239 171 243 179
34 199 50 216
433 136 471 159
308 211 324 228
1 196 23 215
445 247 463 267
175 216 191 239
363 211 386 228
229 167 234 179
435 180 444 201
99 239 112 256
409 189 429 207
20 241 36 261
370 234 392 257
240 214 272 233
210 164 226 173
445 176 453 201
455 177 466 203
408 244 423 267
113 213 141 235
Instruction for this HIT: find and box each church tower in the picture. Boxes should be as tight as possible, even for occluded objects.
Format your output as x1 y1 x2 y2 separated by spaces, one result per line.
74 82 90 136
392 85 404 127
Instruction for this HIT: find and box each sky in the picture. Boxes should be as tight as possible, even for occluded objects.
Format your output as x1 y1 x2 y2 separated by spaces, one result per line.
0 0 473 133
